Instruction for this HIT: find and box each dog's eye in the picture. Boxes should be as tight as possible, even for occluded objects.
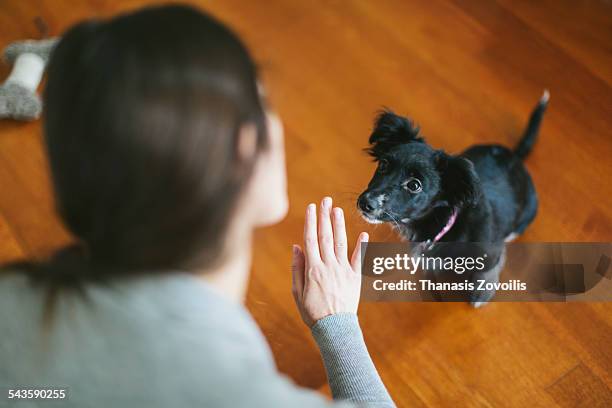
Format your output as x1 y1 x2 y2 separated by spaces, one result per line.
403 177 422 193
378 159 389 173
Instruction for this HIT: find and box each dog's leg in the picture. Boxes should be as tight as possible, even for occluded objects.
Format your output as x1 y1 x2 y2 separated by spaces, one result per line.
504 232 519 242
469 247 506 308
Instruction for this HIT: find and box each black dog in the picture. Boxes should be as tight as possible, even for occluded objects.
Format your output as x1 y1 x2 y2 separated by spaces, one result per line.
357 91 548 306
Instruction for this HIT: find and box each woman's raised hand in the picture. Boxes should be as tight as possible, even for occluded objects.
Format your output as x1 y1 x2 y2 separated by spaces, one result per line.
291 197 369 327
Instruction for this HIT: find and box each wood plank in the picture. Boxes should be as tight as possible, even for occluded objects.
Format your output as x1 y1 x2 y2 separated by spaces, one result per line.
0 210 25 264
546 363 612 408
0 126 72 259
0 1 610 406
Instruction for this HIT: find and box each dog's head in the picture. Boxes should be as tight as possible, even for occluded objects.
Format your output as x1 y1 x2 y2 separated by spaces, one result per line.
357 110 480 224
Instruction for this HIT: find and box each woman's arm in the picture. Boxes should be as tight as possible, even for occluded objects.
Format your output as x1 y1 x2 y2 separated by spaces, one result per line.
291 197 394 407
312 313 394 406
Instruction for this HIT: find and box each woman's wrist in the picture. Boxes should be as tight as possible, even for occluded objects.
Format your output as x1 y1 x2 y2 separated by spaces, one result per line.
310 313 362 355
310 312 394 405
311 312 359 332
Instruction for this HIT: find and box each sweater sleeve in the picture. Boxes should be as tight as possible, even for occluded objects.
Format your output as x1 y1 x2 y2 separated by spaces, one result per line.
311 313 395 407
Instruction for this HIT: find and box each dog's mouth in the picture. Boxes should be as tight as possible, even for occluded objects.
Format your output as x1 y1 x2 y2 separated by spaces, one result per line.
359 210 385 224
357 192 411 225
359 209 408 225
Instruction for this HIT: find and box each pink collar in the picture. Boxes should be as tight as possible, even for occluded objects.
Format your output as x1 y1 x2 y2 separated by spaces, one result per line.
432 207 458 243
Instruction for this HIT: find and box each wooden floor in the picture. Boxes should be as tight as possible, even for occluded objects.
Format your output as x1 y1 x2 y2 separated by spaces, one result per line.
1 1 611 407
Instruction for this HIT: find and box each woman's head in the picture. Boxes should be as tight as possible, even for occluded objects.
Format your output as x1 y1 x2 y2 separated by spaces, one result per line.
43 4 287 274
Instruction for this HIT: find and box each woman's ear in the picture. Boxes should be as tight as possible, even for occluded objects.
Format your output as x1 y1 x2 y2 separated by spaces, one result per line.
367 109 423 157
237 123 258 161
436 153 481 208
240 111 288 228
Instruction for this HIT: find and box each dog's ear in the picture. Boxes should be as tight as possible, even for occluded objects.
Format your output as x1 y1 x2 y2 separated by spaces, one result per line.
436 152 481 208
367 109 423 157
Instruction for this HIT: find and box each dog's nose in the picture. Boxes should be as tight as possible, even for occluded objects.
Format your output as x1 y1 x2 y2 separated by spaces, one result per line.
358 193 378 213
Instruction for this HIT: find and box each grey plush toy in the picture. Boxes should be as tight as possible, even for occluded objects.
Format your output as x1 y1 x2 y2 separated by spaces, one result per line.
0 37 58 121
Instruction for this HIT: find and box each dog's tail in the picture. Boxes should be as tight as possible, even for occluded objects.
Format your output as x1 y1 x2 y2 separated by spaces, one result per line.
514 90 549 160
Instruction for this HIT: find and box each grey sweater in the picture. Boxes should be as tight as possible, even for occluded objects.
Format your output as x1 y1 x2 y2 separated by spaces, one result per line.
0 272 393 407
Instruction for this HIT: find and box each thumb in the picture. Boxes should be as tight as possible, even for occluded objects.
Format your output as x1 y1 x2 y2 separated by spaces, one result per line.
291 245 305 302
350 232 369 274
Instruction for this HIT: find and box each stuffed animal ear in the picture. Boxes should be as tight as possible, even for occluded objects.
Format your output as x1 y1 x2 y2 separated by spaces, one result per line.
366 109 423 157
436 153 481 208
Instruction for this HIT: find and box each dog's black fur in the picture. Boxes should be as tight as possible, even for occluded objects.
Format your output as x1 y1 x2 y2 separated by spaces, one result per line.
357 92 548 305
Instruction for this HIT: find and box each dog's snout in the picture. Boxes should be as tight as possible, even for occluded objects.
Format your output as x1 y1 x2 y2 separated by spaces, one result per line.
358 193 380 213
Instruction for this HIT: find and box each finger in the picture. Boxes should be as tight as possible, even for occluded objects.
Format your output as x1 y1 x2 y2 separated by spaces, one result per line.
350 232 369 274
332 207 348 263
303 203 321 264
318 197 336 263
291 244 306 303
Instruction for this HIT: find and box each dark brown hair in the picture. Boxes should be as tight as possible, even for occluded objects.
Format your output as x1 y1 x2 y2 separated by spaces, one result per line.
11 4 268 287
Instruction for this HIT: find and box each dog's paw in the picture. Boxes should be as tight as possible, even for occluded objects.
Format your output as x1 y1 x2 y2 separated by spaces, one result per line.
504 232 519 242
469 289 495 308
470 300 488 308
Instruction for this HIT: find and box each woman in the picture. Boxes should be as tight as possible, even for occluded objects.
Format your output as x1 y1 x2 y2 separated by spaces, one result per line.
0 5 394 407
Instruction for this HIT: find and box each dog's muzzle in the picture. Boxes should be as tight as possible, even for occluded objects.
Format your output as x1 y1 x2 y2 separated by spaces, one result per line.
357 192 386 224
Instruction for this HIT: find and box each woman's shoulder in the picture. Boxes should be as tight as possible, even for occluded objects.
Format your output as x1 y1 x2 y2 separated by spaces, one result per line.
0 270 45 312
0 271 281 406
0 270 276 369
0 270 267 343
